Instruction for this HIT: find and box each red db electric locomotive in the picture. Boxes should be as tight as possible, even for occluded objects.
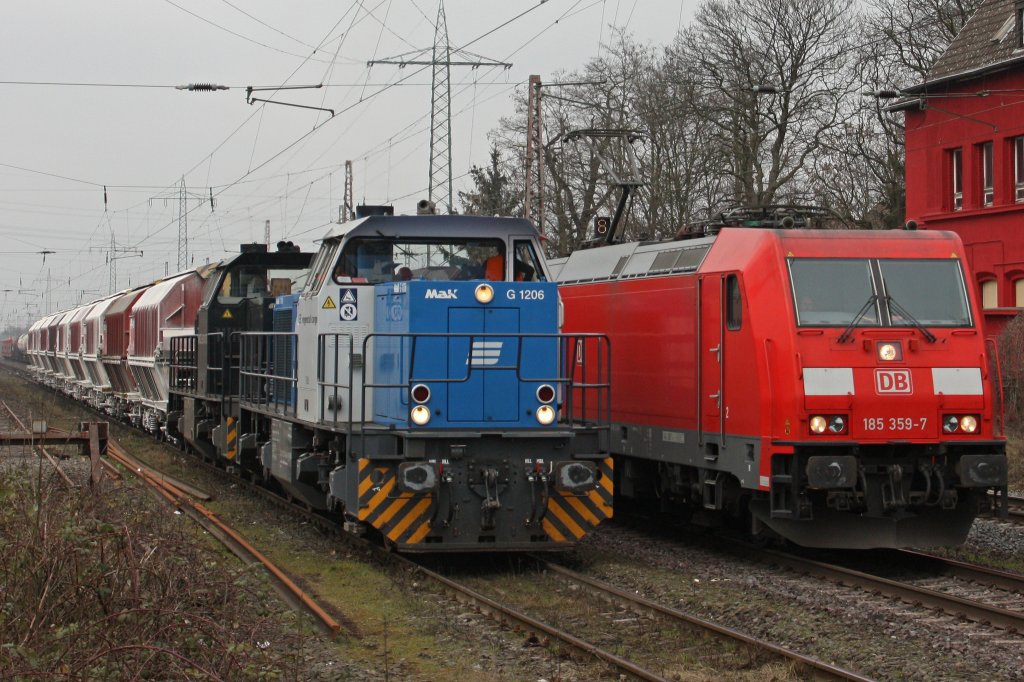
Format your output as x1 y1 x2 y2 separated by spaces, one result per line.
552 209 1008 548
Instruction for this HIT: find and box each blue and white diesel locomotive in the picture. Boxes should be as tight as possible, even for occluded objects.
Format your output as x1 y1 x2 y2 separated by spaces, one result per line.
169 211 613 551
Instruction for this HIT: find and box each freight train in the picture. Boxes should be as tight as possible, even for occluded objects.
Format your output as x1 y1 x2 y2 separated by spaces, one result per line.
0 335 25 362
551 209 1008 549
23 211 613 552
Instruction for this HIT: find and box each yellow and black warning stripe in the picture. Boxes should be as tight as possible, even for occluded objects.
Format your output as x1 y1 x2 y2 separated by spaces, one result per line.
225 417 237 460
356 456 614 548
542 457 614 543
356 459 434 546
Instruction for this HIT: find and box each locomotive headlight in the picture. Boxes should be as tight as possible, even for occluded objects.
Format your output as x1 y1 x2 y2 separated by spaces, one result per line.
474 283 494 304
411 383 431 404
877 342 902 362
410 405 432 426
943 415 960 433
828 415 847 434
536 405 556 425
809 415 828 434
959 415 978 433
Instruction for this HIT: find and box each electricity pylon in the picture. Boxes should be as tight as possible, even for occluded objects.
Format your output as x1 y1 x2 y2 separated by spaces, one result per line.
369 2 510 213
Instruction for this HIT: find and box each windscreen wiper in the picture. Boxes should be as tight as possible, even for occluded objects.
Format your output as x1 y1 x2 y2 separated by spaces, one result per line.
837 295 880 344
886 295 937 343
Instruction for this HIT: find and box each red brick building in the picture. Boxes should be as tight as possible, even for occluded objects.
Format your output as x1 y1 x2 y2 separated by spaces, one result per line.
900 0 1024 336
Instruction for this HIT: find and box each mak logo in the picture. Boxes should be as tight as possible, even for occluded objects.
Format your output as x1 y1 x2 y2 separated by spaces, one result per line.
425 288 458 300
875 369 912 395
468 341 502 367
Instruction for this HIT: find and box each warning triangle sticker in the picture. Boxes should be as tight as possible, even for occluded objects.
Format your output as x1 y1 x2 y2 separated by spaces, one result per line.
222 309 233 319
322 296 337 309
341 290 356 303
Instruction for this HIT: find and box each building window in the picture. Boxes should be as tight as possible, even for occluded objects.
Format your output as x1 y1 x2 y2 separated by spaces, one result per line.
1015 137 1024 202
951 148 963 210
1019 4 1024 48
981 279 998 309
1016 278 1024 307
981 141 993 206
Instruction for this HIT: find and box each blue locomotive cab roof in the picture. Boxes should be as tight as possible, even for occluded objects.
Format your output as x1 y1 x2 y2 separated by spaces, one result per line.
320 213 541 242
308 214 548 293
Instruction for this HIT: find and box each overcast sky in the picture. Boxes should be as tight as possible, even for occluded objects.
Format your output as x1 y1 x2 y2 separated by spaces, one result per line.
0 0 694 328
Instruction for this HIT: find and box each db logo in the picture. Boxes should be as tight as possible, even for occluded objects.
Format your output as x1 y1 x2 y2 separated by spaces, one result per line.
875 369 912 394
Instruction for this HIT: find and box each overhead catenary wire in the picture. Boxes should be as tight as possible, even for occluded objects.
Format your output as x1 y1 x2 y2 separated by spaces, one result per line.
5 0 608 303
159 0 362 66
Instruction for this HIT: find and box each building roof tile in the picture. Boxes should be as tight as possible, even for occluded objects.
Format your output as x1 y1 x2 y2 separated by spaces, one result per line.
924 0 1024 85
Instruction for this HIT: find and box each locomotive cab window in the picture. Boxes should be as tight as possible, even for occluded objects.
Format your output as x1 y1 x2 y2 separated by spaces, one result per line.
307 240 340 295
215 267 306 305
726 274 742 330
789 258 972 328
790 259 878 326
333 237 505 284
512 240 546 282
878 260 971 326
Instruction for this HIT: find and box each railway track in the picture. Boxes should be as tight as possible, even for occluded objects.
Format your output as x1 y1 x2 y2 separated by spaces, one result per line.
1 373 683 679
530 557 873 681
102 437 345 638
174 458 874 680
12 364 1018 679
755 545 1024 633
123 446 876 680
169 446 688 680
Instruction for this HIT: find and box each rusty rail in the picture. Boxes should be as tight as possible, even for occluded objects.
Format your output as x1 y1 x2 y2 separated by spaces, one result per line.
104 439 342 638
105 441 211 501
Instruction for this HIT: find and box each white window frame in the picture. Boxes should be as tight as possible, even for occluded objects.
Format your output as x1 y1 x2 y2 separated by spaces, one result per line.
952 148 963 210
981 141 994 206
1015 136 1024 202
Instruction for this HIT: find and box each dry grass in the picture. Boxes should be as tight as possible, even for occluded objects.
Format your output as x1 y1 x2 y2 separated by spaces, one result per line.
1007 432 1024 492
0 460 315 680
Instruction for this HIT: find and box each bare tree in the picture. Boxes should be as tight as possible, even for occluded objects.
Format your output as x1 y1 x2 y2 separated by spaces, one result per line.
864 0 979 80
671 0 856 208
810 0 979 228
631 44 731 238
474 0 980 252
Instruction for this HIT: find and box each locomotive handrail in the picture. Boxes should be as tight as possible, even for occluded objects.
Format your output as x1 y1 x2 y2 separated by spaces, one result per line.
169 333 229 400
564 333 612 448
317 333 355 459
357 331 611 456
168 334 199 393
236 331 305 419
207 332 228 403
